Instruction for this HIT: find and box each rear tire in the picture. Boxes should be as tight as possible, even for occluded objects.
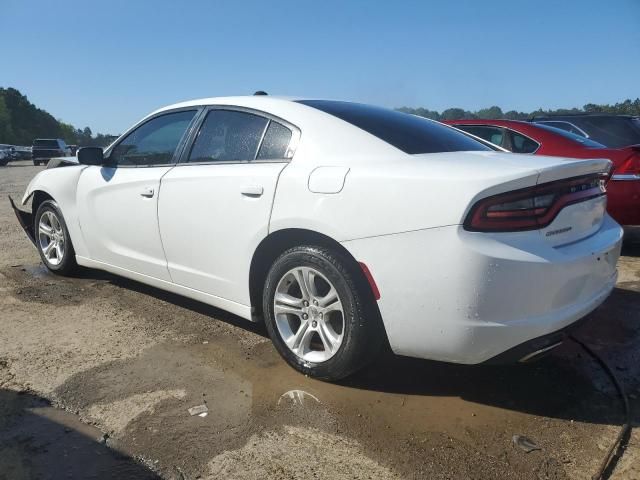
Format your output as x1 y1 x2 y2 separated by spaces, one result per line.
33 160 40 166
34 200 78 275
263 246 383 380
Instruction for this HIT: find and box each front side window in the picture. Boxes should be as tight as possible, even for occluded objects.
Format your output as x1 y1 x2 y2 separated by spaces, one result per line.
109 110 196 166
188 110 269 163
508 130 539 153
296 100 491 154
456 125 505 147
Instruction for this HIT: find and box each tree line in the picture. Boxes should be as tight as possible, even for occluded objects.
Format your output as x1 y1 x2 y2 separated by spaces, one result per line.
0 87 117 147
397 98 640 121
1 86 639 147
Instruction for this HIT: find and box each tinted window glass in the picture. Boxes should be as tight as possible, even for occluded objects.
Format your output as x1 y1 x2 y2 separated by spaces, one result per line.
188 110 268 162
509 131 539 153
535 123 605 148
455 125 505 146
257 121 292 159
110 110 196 166
538 121 585 136
296 100 490 154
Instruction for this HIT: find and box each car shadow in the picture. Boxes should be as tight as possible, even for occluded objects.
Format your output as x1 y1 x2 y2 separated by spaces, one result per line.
72 266 269 338
0 388 160 480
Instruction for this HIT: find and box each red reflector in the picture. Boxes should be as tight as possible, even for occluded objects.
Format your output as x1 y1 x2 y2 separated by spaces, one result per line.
359 262 381 300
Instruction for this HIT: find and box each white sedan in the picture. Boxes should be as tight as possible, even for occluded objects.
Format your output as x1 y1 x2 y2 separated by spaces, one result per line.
11 96 622 380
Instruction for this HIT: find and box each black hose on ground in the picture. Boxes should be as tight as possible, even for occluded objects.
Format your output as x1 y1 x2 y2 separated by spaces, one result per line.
568 335 632 480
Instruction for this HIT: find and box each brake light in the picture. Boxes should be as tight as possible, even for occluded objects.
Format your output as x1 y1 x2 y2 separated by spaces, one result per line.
612 151 640 179
464 174 607 232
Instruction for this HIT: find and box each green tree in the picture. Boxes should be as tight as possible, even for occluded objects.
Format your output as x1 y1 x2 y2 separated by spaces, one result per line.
476 106 503 119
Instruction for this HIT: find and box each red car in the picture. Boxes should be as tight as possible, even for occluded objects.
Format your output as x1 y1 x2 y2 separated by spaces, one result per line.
445 119 640 226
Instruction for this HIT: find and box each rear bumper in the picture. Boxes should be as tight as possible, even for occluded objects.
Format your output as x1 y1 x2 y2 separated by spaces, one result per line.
9 196 35 245
608 179 640 226
342 215 623 364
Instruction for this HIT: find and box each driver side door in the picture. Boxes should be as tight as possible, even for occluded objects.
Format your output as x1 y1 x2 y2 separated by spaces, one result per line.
76 109 199 280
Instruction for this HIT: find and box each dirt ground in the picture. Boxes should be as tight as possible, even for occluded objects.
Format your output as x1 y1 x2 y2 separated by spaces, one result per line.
0 160 639 480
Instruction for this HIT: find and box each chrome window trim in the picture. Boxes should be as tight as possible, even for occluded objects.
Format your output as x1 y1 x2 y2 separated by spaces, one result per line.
176 105 301 167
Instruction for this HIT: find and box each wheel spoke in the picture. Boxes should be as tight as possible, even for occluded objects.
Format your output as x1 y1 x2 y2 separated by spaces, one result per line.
274 293 304 316
55 243 64 260
286 319 311 352
43 241 55 258
39 223 54 237
293 268 311 300
318 286 338 308
317 320 339 353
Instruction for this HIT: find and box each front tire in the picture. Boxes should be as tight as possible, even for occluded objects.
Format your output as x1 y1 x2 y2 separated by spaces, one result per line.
34 200 78 275
263 246 382 380
33 160 40 166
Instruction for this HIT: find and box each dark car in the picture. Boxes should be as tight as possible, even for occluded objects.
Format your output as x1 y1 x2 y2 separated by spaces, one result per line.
445 119 640 226
32 139 72 166
530 114 640 148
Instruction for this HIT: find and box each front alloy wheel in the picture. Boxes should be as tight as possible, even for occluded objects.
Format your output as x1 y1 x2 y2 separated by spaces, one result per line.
35 200 78 275
38 210 66 266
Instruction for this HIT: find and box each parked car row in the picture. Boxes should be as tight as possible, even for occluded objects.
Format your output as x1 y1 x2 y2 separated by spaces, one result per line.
445 118 640 226
0 144 33 165
10 96 624 380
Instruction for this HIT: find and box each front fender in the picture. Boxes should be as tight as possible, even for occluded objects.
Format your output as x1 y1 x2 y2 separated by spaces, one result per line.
19 165 89 257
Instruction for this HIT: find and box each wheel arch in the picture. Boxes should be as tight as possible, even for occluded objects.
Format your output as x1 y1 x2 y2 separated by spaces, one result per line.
248 228 381 321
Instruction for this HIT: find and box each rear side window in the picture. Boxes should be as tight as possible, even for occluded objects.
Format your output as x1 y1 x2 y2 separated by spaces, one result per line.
110 110 196 166
296 100 490 154
455 125 505 147
188 110 268 163
509 131 539 153
257 121 292 159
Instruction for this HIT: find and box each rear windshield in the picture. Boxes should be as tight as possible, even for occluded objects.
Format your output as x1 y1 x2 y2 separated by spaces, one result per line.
535 124 606 148
34 139 60 148
538 116 640 148
296 100 491 154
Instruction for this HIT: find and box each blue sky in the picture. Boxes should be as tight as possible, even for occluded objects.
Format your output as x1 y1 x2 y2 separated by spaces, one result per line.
2 0 638 134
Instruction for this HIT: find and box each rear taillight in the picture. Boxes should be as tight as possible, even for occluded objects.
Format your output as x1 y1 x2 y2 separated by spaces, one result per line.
464 174 607 232
611 150 640 180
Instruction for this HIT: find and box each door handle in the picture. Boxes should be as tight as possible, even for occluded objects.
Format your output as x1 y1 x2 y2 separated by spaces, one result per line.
140 187 155 198
240 185 264 197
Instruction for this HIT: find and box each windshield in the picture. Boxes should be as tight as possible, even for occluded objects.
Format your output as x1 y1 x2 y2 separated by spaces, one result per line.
34 139 60 148
296 100 491 154
535 124 606 148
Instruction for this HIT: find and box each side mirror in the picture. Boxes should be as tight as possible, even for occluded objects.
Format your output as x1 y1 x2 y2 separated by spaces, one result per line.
77 147 104 165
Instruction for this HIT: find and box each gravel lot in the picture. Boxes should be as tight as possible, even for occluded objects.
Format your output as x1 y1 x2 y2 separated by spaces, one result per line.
1 160 639 480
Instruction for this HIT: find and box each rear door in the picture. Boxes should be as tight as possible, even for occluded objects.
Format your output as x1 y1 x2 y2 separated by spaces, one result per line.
77 109 199 280
158 107 299 305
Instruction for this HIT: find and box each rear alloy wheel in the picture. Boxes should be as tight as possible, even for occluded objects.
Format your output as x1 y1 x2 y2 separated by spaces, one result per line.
35 200 78 275
263 246 382 380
